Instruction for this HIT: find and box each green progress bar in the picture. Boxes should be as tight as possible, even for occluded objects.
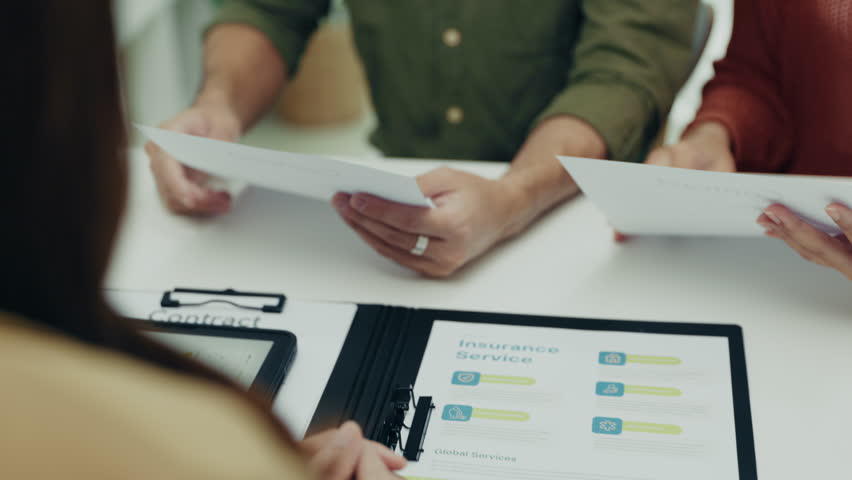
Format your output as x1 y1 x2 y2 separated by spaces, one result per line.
626 354 681 365
624 385 682 396
623 421 683 435
480 374 536 386
472 408 530 422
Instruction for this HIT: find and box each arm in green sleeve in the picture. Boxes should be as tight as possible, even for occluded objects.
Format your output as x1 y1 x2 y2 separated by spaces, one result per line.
210 0 331 76
534 0 698 163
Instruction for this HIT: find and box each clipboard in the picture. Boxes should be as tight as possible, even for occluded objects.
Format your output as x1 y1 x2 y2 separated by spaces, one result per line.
109 287 357 439
129 288 295 400
308 306 758 479
108 288 757 479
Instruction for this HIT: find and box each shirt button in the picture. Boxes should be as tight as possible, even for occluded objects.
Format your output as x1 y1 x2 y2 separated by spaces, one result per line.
442 28 462 47
446 106 464 125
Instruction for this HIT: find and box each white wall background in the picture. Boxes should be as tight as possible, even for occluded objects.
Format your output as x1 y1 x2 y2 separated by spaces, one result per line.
117 0 215 139
667 0 733 143
116 0 733 150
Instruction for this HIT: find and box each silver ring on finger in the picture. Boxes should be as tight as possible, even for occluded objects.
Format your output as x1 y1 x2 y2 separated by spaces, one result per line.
410 235 430 256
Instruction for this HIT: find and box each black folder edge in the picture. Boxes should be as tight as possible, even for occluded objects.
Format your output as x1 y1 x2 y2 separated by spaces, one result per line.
309 307 757 479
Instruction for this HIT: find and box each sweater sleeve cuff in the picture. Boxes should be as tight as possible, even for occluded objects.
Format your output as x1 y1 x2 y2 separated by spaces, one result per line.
686 85 792 173
532 81 657 163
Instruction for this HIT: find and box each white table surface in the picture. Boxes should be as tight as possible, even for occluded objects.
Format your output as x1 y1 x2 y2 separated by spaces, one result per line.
109 148 852 479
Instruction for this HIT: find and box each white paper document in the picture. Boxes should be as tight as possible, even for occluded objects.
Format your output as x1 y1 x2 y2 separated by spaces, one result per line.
107 289 356 438
401 321 739 480
559 155 852 236
137 125 431 207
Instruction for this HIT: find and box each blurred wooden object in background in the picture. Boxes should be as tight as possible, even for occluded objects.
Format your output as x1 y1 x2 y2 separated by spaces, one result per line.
278 23 369 126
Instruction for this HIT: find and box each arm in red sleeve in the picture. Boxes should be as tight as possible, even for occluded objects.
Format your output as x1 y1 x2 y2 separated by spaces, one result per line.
687 0 793 173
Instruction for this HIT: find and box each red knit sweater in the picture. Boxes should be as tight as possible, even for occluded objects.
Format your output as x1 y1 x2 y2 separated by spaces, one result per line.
690 0 852 175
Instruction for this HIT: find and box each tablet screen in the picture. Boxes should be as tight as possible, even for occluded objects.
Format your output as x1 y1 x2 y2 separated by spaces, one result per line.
147 331 274 388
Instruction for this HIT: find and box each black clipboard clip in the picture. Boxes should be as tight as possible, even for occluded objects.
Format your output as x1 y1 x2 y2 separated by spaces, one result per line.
380 385 434 461
160 288 287 314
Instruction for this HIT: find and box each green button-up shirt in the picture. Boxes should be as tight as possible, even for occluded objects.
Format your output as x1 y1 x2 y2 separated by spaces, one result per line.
212 0 697 163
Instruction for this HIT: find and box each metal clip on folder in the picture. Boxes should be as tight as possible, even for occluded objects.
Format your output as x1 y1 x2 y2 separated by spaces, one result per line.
380 385 434 461
160 287 287 313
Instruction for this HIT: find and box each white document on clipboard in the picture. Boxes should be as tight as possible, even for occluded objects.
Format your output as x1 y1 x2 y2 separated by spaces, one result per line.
399 320 741 480
107 288 356 439
137 125 432 207
559 155 852 237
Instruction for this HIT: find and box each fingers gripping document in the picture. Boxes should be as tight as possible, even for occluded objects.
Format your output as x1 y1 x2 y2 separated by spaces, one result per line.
559 156 852 236
138 126 432 207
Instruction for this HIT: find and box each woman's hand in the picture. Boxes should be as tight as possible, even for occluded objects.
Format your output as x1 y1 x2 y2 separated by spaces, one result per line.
758 203 852 280
355 442 406 480
644 121 736 173
301 422 406 480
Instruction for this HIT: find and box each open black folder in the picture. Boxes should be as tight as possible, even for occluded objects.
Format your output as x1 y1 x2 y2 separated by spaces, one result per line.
307 305 757 480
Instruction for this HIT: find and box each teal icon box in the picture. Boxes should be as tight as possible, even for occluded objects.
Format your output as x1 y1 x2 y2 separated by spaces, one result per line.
442 404 473 422
596 381 625 397
452 371 481 386
599 352 626 365
592 417 623 435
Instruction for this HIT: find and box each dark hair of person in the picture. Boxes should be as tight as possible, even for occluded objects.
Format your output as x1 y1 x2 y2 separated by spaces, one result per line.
1 1 295 446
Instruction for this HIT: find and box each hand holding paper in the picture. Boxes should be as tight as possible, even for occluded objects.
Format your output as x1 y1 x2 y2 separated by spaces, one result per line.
645 122 736 173
139 126 431 208
144 109 242 215
559 156 852 237
333 167 518 278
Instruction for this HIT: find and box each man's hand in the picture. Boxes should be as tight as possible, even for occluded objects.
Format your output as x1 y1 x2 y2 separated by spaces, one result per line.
333 115 603 277
758 203 852 280
145 103 241 215
333 167 523 277
146 24 286 216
